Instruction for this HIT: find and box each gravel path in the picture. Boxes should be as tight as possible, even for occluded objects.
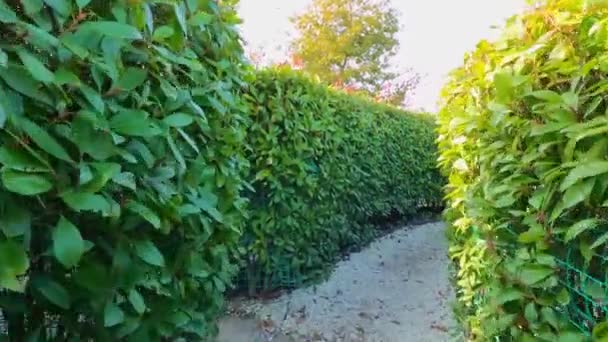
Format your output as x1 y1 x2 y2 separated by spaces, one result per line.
217 222 455 342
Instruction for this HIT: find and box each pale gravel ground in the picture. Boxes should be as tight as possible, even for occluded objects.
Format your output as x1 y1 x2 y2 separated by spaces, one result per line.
217 222 456 342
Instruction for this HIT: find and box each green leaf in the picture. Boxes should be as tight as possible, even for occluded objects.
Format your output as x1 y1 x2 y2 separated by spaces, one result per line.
111 4 127 22
493 313 517 334
557 332 585 342
110 110 160 137
60 33 90 59
494 73 514 102
493 287 523 306
583 139 608 162
560 161 608 191
82 21 143 40
17 117 73 162
530 122 570 136
116 316 141 338
83 162 122 192
189 12 213 26
580 239 593 264
1 170 52 195
591 231 608 250
159 78 178 100
81 85 105 113
54 68 81 86
177 128 200 154
562 91 579 109
43 0 72 17
0 0 17 23
112 172 136 190
528 187 548 210
213 276 225 292
72 111 116 160
556 288 570 305
593 322 608 341
104 303 125 327
116 67 147 91
76 0 91 9
174 3 187 36
549 42 568 61
0 240 29 292
23 23 60 51
0 48 7 68
17 49 55 83
519 265 554 286
0 204 31 238
207 96 226 114
127 140 155 168
528 90 562 103
163 113 193 127
167 311 190 326
0 270 23 292
134 240 165 267
152 25 175 41
167 135 186 173
126 201 161 228
73 261 109 293
52 217 85 269
0 66 53 105
518 224 545 244
32 276 70 309
524 302 538 323
23 0 44 15
79 164 93 185
192 190 223 222
560 178 595 211
541 307 559 329
585 96 603 118
0 146 49 172
0 104 4 130
128 289 146 314
565 219 600 242
61 191 111 215
143 3 154 33
583 280 605 300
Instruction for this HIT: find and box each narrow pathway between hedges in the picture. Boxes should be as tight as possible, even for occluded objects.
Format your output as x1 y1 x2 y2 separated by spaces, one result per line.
216 222 456 342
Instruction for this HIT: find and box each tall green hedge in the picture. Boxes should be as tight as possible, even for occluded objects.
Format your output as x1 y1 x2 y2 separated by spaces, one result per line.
439 0 608 340
240 68 443 291
0 0 248 339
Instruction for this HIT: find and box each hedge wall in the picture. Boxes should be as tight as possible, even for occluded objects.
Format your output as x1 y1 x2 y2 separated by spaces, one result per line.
0 0 248 339
240 68 443 292
439 1 608 340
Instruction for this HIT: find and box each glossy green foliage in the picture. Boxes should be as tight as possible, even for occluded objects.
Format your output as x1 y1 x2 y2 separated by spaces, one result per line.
0 0 248 339
439 0 608 340
242 67 443 289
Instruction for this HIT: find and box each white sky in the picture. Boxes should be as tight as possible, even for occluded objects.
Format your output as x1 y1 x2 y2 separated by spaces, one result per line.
238 0 529 111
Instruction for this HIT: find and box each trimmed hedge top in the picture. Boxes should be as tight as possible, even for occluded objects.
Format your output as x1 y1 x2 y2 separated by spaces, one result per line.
240 67 443 291
439 0 608 340
0 0 248 339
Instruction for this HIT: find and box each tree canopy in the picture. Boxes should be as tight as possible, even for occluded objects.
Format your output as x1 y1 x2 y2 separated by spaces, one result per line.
290 0 401 94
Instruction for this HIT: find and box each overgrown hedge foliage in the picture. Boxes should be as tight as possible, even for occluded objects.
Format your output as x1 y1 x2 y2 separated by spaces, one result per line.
439 0 608 340
241 68 443 291
0 0 249 339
